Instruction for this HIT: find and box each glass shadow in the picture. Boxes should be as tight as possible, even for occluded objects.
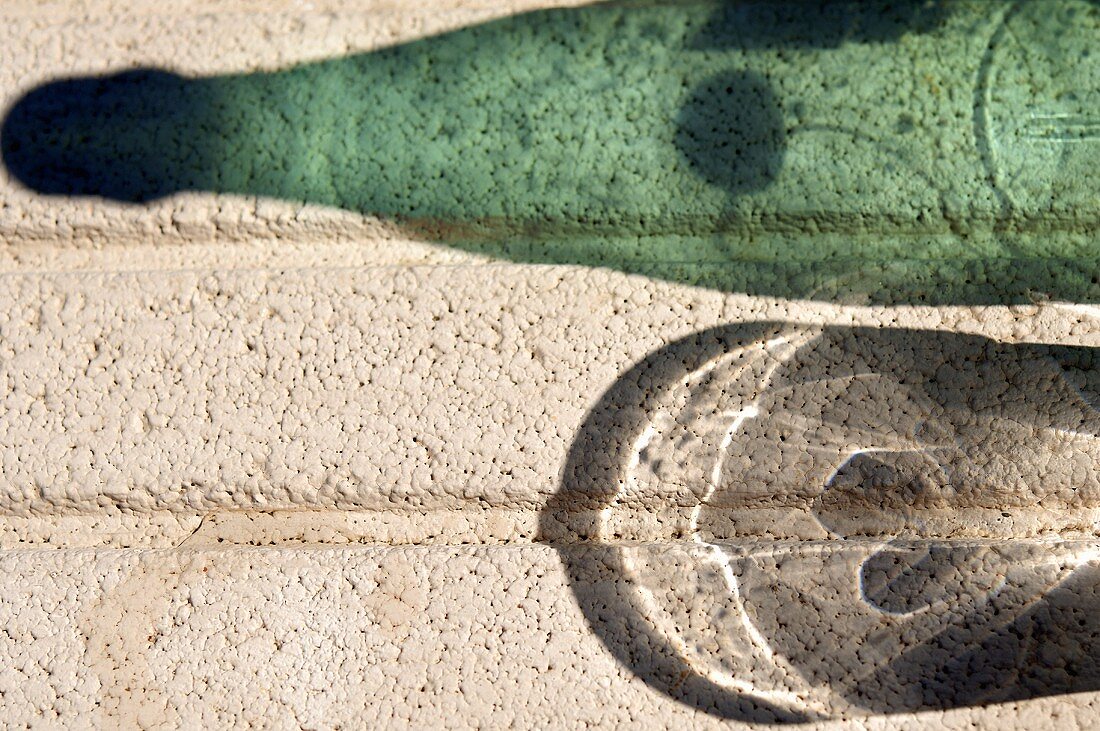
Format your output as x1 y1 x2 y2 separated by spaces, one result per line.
541 323 1100 721
3 0 1098 304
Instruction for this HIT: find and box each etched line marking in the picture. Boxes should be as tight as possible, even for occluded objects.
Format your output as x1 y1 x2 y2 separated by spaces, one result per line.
1024 113 1100 141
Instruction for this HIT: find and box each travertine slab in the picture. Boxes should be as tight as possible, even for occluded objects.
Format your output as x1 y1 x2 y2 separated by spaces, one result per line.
0 0 1097 727
2 545 1096 730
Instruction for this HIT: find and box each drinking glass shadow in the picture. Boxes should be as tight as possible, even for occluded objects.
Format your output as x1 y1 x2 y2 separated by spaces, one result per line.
541 323 1100 721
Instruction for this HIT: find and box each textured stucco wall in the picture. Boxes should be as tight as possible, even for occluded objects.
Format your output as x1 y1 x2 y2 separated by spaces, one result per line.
0 0 1098 727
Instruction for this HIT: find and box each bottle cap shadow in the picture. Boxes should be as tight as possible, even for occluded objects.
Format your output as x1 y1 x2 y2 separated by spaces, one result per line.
2 69 203 202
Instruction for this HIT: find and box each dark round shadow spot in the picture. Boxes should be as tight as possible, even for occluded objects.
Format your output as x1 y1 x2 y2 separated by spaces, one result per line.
675 70 784 195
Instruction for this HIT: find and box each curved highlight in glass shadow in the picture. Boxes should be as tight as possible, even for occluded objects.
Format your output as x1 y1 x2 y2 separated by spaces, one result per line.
541 323 816 724
540 323 1100 720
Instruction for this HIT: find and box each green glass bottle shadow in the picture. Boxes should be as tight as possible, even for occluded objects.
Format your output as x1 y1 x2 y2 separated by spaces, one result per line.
3 1 1098 305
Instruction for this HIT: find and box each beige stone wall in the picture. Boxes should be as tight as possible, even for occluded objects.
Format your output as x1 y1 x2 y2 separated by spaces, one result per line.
0 1 1097 727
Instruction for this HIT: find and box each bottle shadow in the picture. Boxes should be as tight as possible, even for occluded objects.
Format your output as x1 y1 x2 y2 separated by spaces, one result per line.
0 5 790 226
4 0 1093 304
540 322 1100 721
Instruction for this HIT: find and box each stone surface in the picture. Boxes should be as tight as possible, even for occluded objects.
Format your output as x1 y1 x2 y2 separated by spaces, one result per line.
0 0 1097 727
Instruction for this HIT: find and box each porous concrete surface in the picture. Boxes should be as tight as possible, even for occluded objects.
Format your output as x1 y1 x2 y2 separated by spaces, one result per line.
0 0 1099 728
